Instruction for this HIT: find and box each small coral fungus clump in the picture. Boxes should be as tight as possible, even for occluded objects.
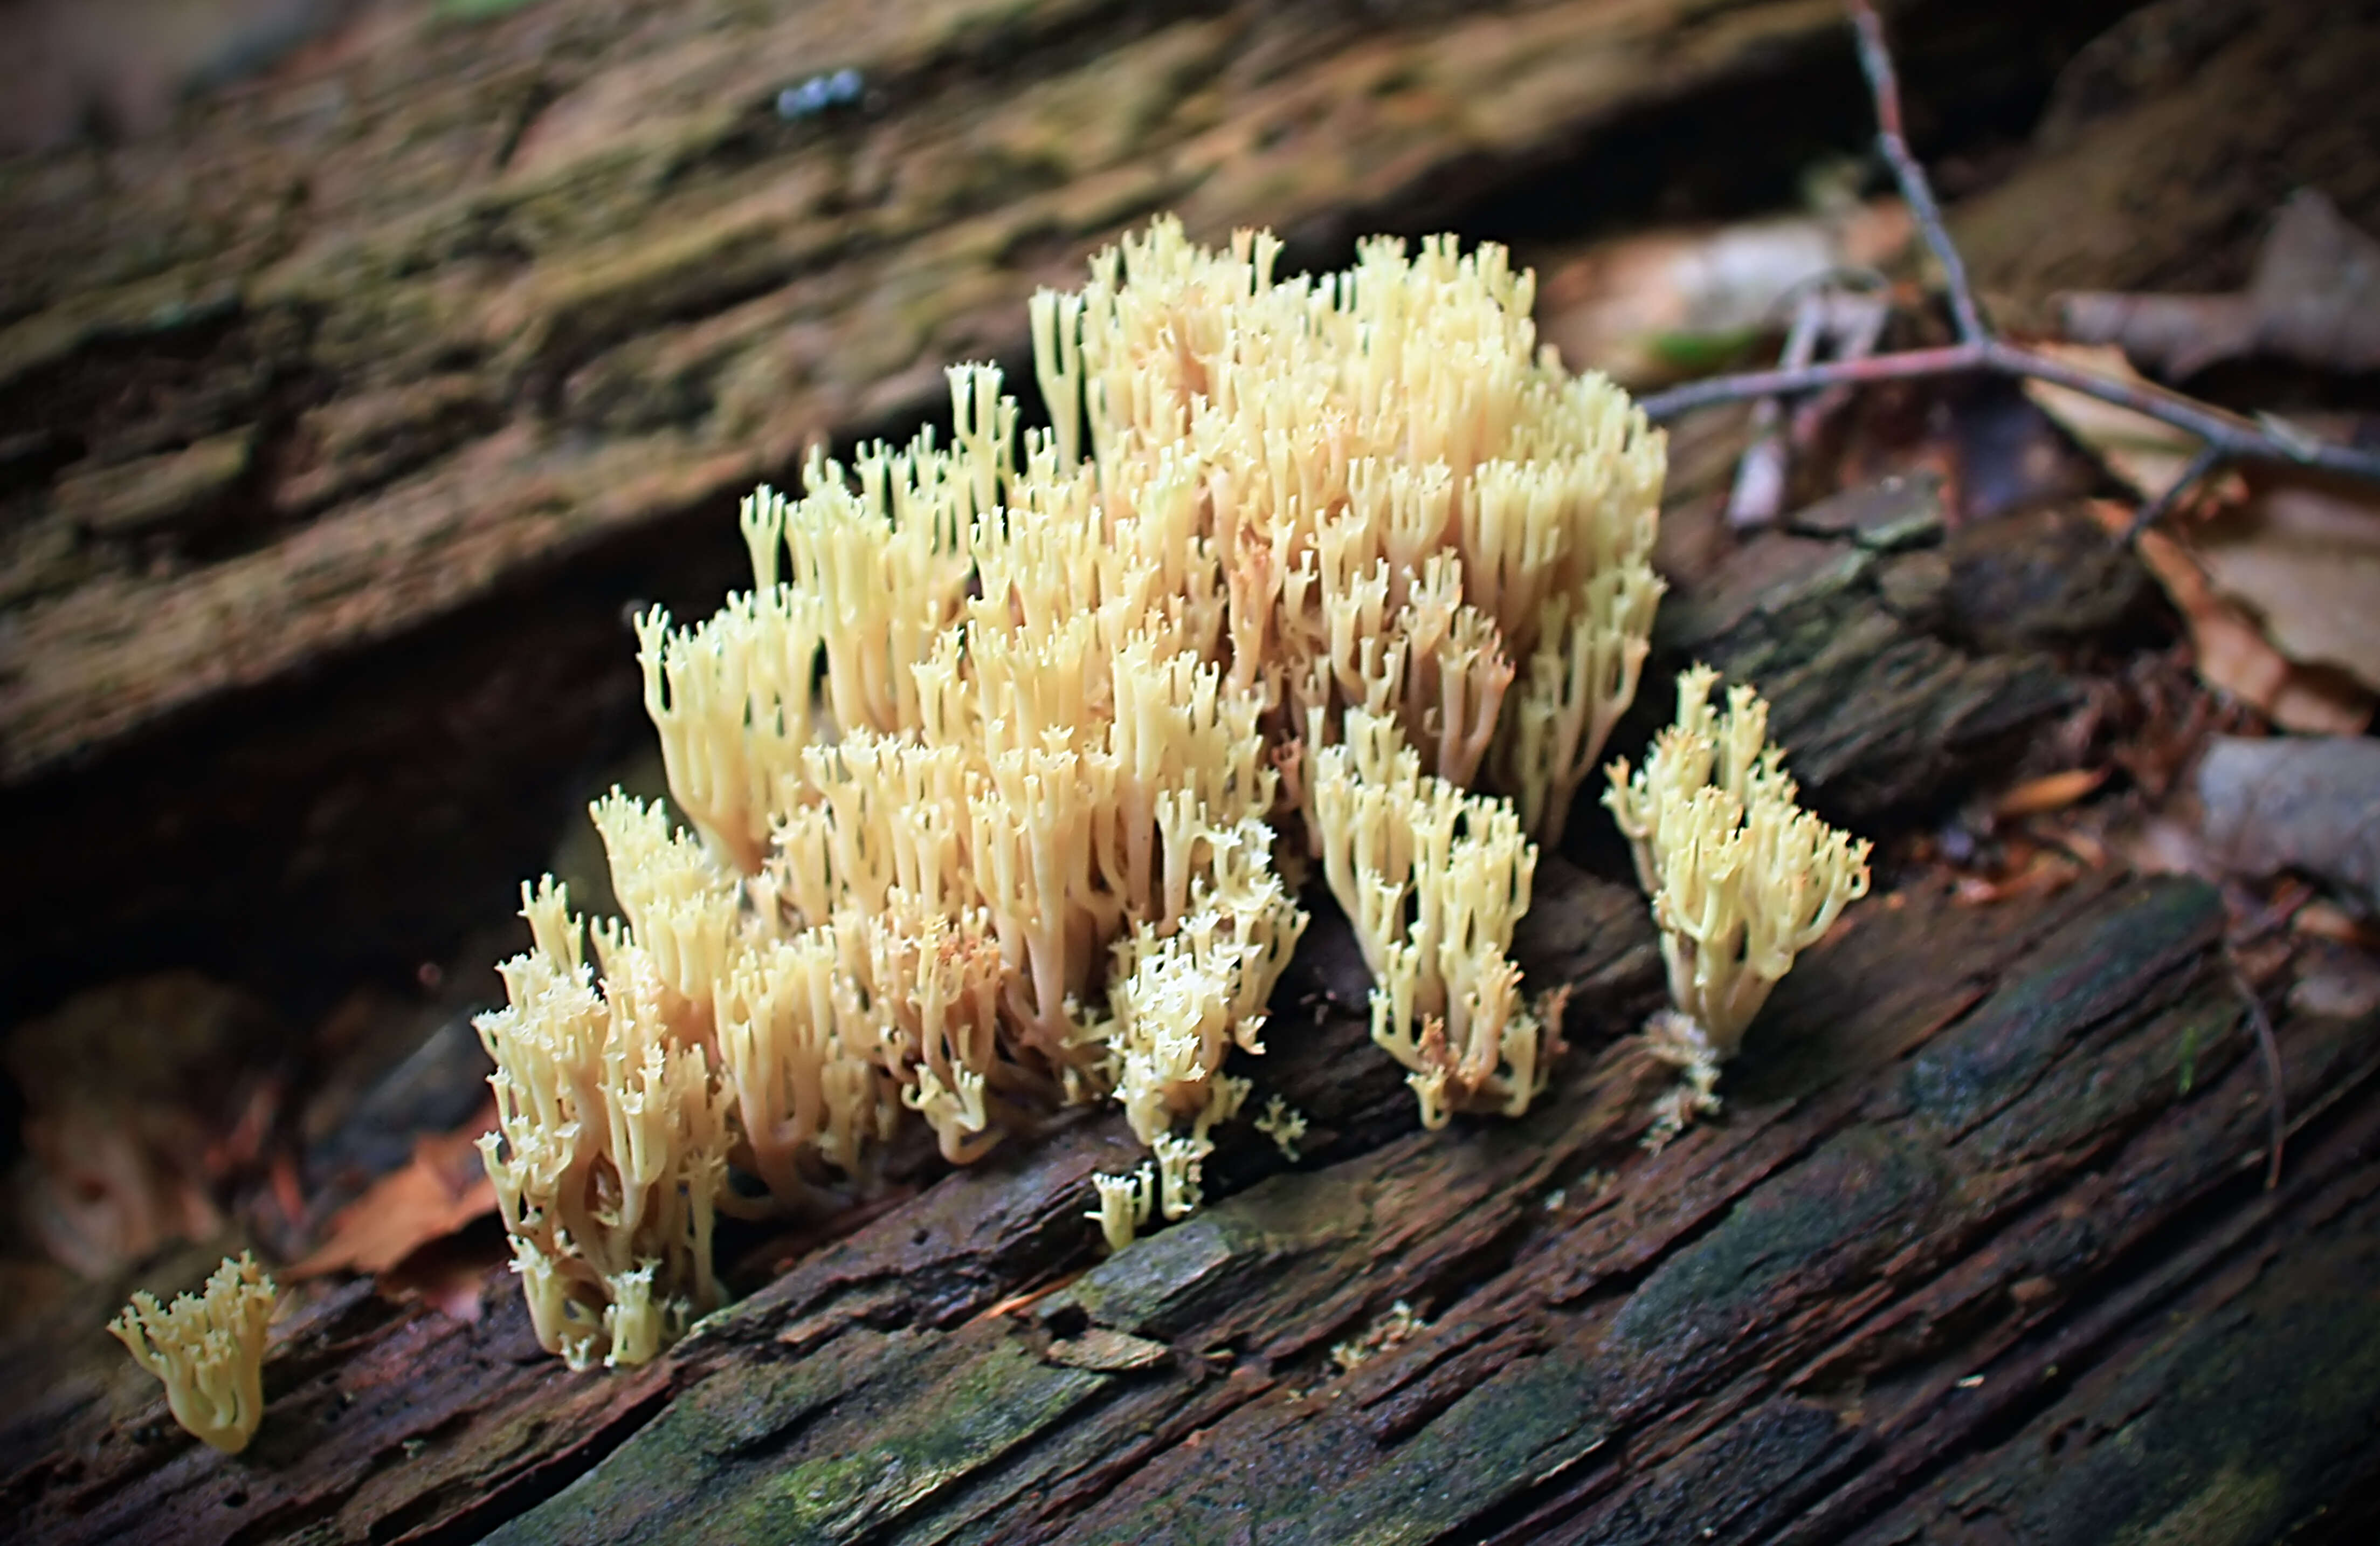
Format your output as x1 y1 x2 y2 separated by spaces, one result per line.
1315 708 1557 1129
474 216 1666 1364
108 1252 279 1454
1603 667 1872 1146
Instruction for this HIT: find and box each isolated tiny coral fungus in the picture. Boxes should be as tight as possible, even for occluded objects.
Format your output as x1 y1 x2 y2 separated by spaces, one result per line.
474 216 1666 1363
1603 666 1872 1146
108 1252 279 1454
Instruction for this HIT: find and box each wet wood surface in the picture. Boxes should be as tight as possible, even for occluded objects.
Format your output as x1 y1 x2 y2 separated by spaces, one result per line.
11 498 2376 1544
0 0 1953 782
23 856 2379 1544
9 2 2380 1540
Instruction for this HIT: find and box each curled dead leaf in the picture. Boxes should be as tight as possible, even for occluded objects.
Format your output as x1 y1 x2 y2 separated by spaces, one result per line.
2034 340 2380 721
2062 190 2380 379
2091 502 2374 735
2190 480 2380 696
288 1100 499 1281
2197 735 2380 915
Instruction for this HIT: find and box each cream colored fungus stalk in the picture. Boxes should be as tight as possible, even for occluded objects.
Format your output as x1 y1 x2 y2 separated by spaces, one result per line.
108 1252 279 1454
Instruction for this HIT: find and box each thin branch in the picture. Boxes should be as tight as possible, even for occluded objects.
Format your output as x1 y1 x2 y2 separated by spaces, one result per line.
1639 336 2380 486
1848 0 1985 343
2120 442 2225 545
1636 3 2380 502
2227 958 2287 1192
1640 341 1978 417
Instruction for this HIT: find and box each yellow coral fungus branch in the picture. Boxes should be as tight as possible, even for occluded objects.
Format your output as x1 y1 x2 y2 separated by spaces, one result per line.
108 1252 278 1454
1603 667 1872 1146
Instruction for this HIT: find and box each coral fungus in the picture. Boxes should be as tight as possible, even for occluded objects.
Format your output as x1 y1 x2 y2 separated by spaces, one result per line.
1604 666 1872 1146
108 1251 279 1454
474 216 1665 1364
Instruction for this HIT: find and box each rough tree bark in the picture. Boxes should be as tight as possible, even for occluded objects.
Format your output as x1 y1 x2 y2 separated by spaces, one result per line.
1 0 2117 781
2 0 2175 1009
7 3 2379 1543
10 480 2376 1545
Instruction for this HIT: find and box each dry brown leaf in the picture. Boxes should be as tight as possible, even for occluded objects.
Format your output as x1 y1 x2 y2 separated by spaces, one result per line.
288 1100 498 1280
2197 734 2380 913
2091 501 2373 734
2031 342 2380 708
2191 481 2380 695
1992 766 2109 818
2023 344 2212 503
1536 201 1912 385
2062 190 2380 379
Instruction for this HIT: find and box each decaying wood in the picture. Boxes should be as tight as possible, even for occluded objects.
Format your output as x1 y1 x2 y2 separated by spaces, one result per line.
14 484 2376 1544
1 0 2183 791
0 0 1945 780
25 864 2378 1543
1652 475 2078 824
10 3 2380 1541
0 0 2152 1020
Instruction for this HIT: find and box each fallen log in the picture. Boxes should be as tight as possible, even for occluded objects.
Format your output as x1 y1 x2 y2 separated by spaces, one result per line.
473 872 2372 1546
0 0 2133 785
14 478 2375 1543
32 857 2372 1545
10 3 2380 1541
0 0 2152 1009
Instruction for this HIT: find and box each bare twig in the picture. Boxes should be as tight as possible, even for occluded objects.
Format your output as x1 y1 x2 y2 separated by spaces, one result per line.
1638 3 2380 506
2226 958 2287 1192
1848 0 1985 343
2119 442 2226 545
1727 292 1826 527
1644 336 2380 483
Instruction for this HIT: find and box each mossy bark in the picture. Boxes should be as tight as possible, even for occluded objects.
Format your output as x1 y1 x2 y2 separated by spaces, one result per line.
13 479 2379 1543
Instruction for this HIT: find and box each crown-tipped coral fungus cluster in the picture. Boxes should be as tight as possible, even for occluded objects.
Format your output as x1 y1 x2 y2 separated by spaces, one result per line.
1604 666 1874 1147
83 217 1864 1428
454 214 1820 1369
107 1252 279 1454
95 217 1866 1413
